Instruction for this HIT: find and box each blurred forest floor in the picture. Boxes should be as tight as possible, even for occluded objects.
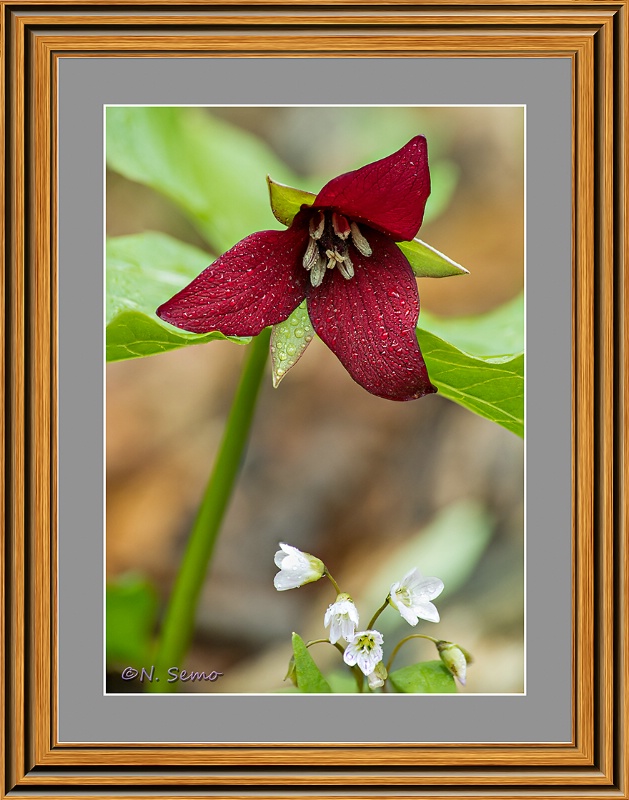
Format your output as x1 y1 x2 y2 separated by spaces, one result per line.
106 106 524 693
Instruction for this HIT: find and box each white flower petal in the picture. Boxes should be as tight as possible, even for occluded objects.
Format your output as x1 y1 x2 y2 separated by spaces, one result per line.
389 566 444 625
398 604 419 626
273 542 324 591
416 601 440 623
324 595 359 644
343 631 384 675
417 577 444 601
273 572 300 591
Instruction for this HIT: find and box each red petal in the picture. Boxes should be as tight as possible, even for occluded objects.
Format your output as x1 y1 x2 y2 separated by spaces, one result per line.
156 226 309 336
313 136 430 241
307 230 436 401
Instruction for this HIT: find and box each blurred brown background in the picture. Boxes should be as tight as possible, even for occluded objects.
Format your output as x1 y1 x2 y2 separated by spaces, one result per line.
106 106 524 693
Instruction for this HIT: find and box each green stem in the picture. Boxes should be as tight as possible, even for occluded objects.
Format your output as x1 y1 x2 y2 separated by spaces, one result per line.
385 633 439 674
367 596 390 631
149 330 271 692
324 570 342 595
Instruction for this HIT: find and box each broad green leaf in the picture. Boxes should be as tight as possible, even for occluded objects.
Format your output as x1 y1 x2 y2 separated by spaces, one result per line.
270 302 314 387
420 293 524 357
291 633 333 693
389 661 457 693
106 575 159 668
106 232 249 362
106 107 296 252
399 238 469 278
418 327 524 438
267 177 315 226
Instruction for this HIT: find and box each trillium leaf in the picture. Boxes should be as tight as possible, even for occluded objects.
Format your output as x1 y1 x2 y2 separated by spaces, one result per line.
267 177 316 227
399 238 469 278
106 107 296 252
107 232 250 363
417 327 524 438
270 302 315 387
291 633 333 693
389 660 457 693
420 293 524 356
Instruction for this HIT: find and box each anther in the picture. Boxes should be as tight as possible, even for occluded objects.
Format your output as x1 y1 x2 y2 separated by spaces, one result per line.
302 237 319 271
309 211 325 240
338 254 354 280
310 256 327 287
350 222 372 257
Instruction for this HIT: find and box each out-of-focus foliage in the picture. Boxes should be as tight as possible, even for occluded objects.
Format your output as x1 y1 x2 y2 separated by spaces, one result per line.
106 575 159 668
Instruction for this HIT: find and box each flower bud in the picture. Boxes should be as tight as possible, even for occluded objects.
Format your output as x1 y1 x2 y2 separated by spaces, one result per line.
437 640 472 686
273 543 325 591
367 661 388 691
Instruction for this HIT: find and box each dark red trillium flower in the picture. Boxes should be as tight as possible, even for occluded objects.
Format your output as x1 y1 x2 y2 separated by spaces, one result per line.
157 136 438 402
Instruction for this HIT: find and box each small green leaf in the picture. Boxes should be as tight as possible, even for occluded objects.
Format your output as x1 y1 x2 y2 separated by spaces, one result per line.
399 238 469 278
106 231 249 362
270 302 315 387
106 575 159 668
418 327 524 438
267 177 316 227
291 633 333 693
389 661 457 693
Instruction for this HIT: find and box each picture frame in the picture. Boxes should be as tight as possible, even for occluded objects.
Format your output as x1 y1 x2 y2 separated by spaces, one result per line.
2 1 627 797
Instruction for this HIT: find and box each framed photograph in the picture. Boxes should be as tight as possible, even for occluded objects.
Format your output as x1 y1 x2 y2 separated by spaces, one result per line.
2 2 627 798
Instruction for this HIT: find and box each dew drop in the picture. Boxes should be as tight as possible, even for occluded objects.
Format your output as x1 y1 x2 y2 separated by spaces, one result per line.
286 344 296 355
294 328 304 338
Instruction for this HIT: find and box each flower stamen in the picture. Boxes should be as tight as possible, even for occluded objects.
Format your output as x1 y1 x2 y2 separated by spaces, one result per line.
338 252 354 280
350 222 372 257
302 237 319 271
309 211 325 240
310 255 327 288
304 211 371 287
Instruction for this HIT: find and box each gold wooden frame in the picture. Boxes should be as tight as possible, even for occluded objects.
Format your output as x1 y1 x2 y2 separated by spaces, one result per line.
1 2 627 797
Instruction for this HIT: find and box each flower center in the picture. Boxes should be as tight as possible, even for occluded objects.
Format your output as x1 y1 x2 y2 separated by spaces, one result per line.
302 210 372 288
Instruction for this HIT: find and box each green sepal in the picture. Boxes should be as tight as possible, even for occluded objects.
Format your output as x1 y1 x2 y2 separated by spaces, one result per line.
389 660 458 693
270 302 315 387
398 238 469 278
267 176 316 227
291 633 333 693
